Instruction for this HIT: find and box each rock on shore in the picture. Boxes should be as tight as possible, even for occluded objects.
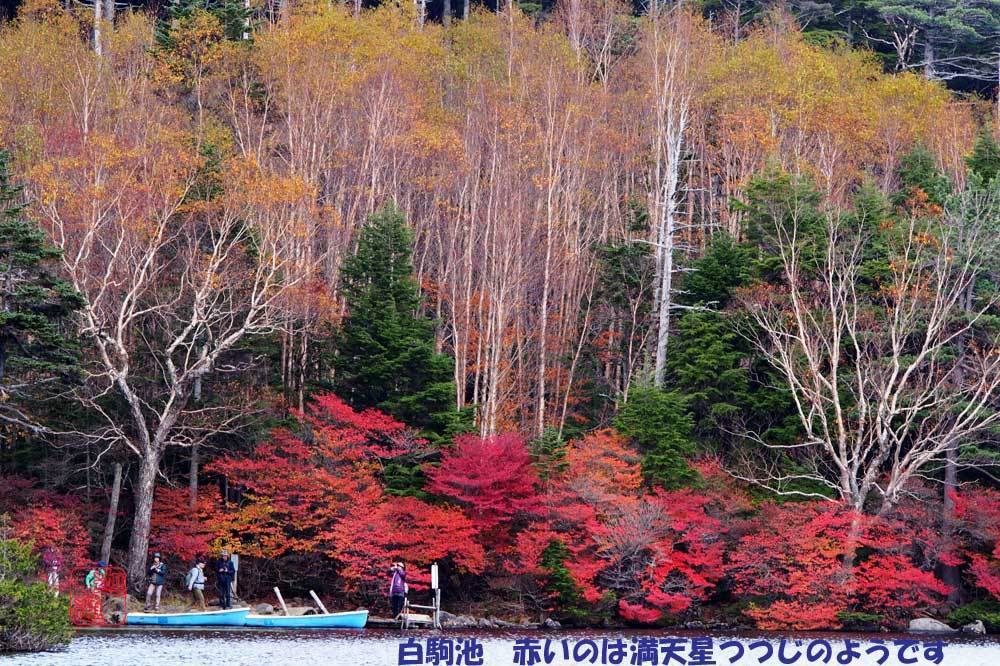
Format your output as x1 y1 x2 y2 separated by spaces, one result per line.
908 618 957 633
961 621 987 636
438 611 540 630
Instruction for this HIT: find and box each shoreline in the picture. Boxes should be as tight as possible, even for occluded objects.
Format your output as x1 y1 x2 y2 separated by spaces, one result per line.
72 624 995 642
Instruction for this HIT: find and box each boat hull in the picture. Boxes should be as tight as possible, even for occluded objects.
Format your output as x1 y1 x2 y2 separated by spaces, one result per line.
126 608 250 626
244 609 368 629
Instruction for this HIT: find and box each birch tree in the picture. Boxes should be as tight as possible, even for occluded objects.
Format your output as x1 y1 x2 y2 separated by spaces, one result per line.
644 8 701 388
738 186 1000 514
27 54 313 586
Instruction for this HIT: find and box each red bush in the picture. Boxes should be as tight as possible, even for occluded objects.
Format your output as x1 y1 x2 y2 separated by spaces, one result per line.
727 501 949 629
428 433 541 528
953 486 1000 599
149 486 218 563
206 393 486 603
0 476 90 572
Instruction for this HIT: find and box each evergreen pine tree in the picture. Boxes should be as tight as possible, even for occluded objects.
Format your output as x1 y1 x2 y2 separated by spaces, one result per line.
678 234 754 307
0 150 83 432
156 0 251 48
334 203 470 441
967 130 1000 186
895 143 952 207
737 166 828 283
539 539 586 621
668 234 801 453
613 387 696 488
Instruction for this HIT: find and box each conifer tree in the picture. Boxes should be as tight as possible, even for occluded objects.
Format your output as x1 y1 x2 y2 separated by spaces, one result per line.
967 130 1000 185
156 0 251 46
0 150 83 433
896 143 952 206
334 203 470 441
613 387 696 488
669 235 801 455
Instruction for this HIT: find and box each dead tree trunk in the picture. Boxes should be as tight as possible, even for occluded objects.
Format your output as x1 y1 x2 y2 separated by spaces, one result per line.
189 444 200 510
100 462 122 565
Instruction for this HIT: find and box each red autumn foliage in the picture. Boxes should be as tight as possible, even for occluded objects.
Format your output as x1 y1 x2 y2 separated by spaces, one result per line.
330 496 486 595
561 429 643 511
514 432 727 624
149 486 217 562
727 501 950 630
512 527 564 578
593 490 725 622
205 394 390 558
428 433 541 528
515 431 643 602
203 393 485 604
953 486 1000 599
0 475 91 572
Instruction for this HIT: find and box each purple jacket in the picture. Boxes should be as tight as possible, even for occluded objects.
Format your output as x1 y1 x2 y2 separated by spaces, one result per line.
389 569 406 596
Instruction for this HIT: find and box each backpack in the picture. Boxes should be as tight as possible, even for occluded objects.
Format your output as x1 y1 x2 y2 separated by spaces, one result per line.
184 568 196 588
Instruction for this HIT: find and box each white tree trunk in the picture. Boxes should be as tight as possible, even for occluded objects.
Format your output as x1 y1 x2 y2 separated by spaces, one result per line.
93 0 102 56
647 9 692 388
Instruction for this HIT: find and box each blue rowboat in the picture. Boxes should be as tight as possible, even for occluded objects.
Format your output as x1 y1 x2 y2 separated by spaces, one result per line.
126 607 250 626
244 609 368 629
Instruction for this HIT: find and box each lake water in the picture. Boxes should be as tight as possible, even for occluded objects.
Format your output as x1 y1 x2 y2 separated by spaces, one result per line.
5 628 1000 666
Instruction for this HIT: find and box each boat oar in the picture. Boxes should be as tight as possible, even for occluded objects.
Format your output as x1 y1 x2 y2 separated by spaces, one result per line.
309 590 330 615
273 587 289 616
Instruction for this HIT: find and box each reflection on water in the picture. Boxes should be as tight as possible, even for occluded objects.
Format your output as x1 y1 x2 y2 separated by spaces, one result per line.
5 628 1000 666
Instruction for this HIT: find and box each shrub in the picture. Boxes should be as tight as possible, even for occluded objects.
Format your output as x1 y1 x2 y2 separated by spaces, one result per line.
0 579 73 652
947 600 1000 632
837 611 884 629
0 521 72 653
727 502 949 630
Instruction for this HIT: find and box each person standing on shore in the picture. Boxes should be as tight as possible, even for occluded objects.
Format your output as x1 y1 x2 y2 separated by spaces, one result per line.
388 561 407 619
144 552 167 611
43 548 61 594
215 550 235 610
186 558 207 611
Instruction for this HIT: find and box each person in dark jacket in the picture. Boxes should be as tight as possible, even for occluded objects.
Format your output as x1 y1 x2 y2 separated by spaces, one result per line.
215 550 236 610
388 561 407 619
144 552 167 611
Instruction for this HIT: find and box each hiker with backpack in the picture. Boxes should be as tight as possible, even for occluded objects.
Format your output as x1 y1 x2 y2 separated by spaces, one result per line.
85 561 106 591
186 557 207 611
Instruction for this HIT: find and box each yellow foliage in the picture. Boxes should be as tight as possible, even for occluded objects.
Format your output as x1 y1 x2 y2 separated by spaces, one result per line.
0 2 983 434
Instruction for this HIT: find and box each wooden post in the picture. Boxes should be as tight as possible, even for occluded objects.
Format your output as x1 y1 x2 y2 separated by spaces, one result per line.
231 554 239 601
273 587 289 616
309 590 329 615
431 562 440 629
